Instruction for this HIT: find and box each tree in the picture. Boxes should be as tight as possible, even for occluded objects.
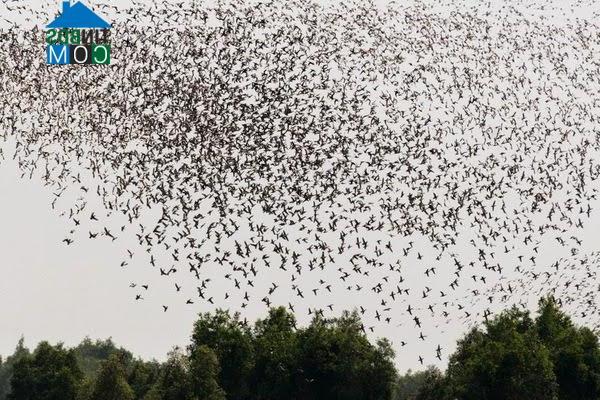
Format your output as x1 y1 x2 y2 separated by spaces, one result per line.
189 310 253 400
394 369 429 400
414 367 447 400
73 338 131 380
446 307 557 400
189 345 225 400
368 338 399 400
90 354 134 400
126 358 162 400
1 303 600 400
148 347 195 400
0 337 30 400
9 341 82 400
250 307 298 400
76 377 95 400
141 386 162 400
295 311 397 400
535 297 600 400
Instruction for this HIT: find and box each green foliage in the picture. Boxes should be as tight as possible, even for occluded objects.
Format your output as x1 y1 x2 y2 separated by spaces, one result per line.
187 307 397 400
394 369 429 400
125 357 162 400
0 308 400 400
76 376 95 400
250 307 298 400
141 385 162 400
189 309 253 400
20 303 600 400
73 338 131 380
535 297 600 400
394 367 448 400
369 338 399 400
446 307 557 400
189 345 226 400
393 297 600 400
90 354 134 400
72 337 158 399
414 367 446 400
0 337 30 400
8 341 82 400
150 347 196 400
295 311 397 400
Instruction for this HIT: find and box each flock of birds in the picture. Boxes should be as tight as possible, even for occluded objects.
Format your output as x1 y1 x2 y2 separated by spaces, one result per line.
2 0 600 367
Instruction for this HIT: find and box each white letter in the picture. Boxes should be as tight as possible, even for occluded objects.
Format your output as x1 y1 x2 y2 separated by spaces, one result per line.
48 45 68 64
73 45 88 64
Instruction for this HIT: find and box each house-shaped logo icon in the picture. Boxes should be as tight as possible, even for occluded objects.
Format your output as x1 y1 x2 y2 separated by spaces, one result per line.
45 1 112 65
47 1 111 29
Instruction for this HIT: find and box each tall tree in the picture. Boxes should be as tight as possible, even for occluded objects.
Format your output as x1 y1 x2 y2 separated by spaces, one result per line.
189 345 225 400
250 307 298 400
90 354 134 400
149 347 195 400
9 341 82 400
394 369 429 400
367 338 398 400
189 310 253 400
414 367 447 400
126 358 162 400
446 307 557 400
535 297 600 400
296 311 397 400
73 338 131 380
0 337 30 400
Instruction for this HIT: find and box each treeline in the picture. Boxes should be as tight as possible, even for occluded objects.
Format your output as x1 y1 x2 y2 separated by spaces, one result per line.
1 298 599 400
0 308 395 400
394 297 600 400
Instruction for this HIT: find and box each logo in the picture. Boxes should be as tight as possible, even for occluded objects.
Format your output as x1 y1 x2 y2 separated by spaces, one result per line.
45 1 111 65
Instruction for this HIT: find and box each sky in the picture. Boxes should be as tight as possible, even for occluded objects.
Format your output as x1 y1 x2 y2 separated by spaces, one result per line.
2 0 600 373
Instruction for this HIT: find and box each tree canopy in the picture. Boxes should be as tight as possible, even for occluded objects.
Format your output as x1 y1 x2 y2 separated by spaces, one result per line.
0 307 397 400
8 341 82 400
397 297 600 400
0 299 597 400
